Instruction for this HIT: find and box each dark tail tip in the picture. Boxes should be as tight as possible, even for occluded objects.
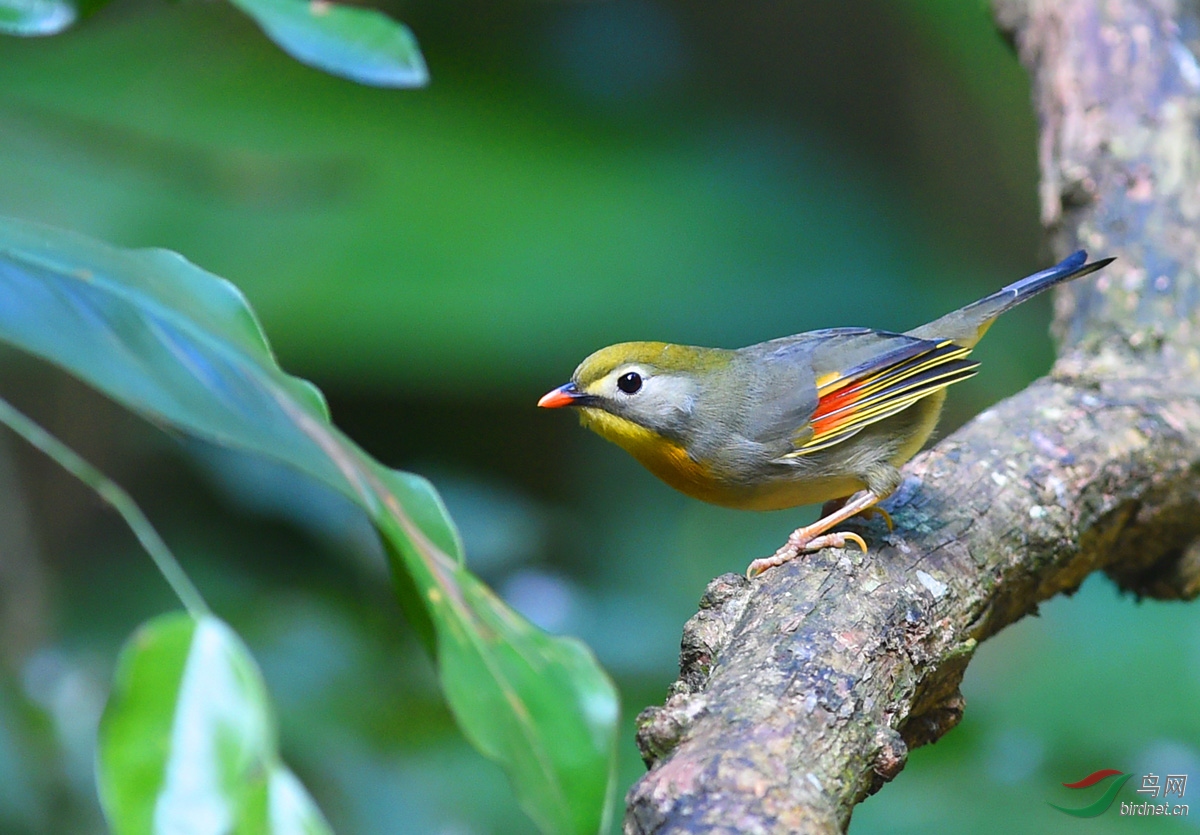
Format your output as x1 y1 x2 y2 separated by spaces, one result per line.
1061 253 1116 284
1061 250 1088 271
1007 250 1114 300
1061 250 1116 276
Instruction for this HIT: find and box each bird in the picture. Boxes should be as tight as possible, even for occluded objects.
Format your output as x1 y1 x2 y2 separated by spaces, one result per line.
538 251 1114 577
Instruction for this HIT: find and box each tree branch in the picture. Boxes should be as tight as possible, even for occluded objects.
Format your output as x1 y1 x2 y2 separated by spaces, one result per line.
623 1 1200 832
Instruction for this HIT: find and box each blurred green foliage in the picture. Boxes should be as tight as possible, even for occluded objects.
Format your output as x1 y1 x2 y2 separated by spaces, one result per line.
98 613 334 835
0 214 618 833
222 0 427 88
0 0 1196 833
0 0 75 36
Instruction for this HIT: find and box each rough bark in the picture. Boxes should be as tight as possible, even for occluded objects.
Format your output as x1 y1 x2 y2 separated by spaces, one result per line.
624 1 1200 832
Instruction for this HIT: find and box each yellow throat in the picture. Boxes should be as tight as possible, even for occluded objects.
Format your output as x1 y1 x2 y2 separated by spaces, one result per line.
577 407 717 501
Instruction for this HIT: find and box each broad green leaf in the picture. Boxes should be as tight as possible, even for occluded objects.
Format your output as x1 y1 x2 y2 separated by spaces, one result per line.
0 216 617 834
227 0 427 88
97 612 333 835
0 0 74 35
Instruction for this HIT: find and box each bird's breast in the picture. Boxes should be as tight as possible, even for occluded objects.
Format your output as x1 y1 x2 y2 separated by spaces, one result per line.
578 407 721 500
577 407 865 509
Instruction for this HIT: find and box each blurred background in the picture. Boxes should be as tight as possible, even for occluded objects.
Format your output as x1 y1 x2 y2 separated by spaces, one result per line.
0 0 1197 832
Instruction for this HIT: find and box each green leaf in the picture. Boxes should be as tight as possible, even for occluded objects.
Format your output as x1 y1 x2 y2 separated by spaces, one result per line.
226 0 427 88
0 0 75 35
97 612 333 835
0 215 618 834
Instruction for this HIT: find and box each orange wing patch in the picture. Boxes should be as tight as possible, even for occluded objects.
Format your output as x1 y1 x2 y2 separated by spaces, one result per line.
787 340 979 457
810 380 867 436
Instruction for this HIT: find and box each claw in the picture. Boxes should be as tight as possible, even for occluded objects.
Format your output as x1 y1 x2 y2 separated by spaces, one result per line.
747 489 886 578
861 506 894 532
833 531 868 552
745 530 870 577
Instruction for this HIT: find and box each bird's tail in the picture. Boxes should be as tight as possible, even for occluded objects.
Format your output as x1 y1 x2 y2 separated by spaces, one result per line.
907 251 1115 347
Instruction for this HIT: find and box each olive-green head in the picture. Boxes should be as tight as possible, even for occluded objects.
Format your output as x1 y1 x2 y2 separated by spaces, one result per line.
538 341 732 444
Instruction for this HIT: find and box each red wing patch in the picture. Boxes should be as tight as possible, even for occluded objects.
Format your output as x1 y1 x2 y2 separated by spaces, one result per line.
787 340 979 456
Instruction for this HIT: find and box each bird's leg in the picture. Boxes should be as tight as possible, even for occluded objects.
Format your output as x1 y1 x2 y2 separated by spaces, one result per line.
747 489 883 577
820 496 893 531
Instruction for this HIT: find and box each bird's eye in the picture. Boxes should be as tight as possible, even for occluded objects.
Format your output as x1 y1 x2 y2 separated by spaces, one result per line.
617 371 643 394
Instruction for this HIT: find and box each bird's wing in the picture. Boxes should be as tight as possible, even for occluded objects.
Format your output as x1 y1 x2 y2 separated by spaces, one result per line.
784 334 980 457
